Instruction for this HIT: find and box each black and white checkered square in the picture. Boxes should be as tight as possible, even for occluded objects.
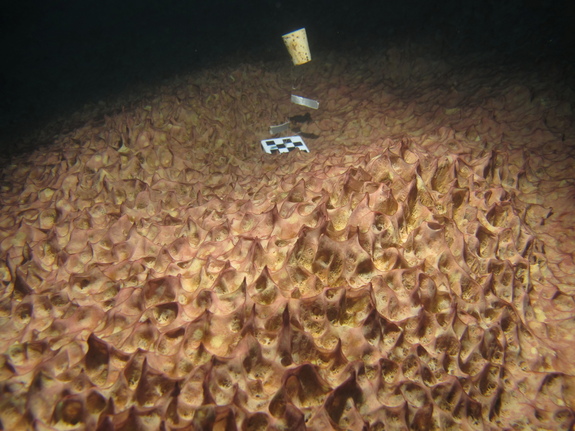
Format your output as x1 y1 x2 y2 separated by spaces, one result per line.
260 136 310 154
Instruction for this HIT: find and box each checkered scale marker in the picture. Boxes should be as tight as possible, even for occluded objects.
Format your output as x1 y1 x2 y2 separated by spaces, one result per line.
260 136 310 154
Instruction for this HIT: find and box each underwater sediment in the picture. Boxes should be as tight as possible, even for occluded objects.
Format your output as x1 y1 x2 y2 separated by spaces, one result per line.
1 44 574 430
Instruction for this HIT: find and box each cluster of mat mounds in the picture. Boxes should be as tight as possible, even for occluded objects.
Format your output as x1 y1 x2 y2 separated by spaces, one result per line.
1 44 574 430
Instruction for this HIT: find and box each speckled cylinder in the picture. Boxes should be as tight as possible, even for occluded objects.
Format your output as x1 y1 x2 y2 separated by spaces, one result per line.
282 28 311 65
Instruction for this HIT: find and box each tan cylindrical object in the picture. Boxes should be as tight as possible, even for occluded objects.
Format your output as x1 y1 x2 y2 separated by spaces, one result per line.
282 28 311 65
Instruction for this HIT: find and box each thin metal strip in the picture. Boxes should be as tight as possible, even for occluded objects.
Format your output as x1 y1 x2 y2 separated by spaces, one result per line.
291 95 319 109
269 122 290 135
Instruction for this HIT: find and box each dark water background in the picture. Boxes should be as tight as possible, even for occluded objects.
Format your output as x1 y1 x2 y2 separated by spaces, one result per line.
1 0 573 156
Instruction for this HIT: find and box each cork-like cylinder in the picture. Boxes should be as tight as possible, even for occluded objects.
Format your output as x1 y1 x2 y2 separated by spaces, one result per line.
282 28 311 65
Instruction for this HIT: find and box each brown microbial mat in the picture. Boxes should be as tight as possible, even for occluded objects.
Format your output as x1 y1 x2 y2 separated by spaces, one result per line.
1 44 574 430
